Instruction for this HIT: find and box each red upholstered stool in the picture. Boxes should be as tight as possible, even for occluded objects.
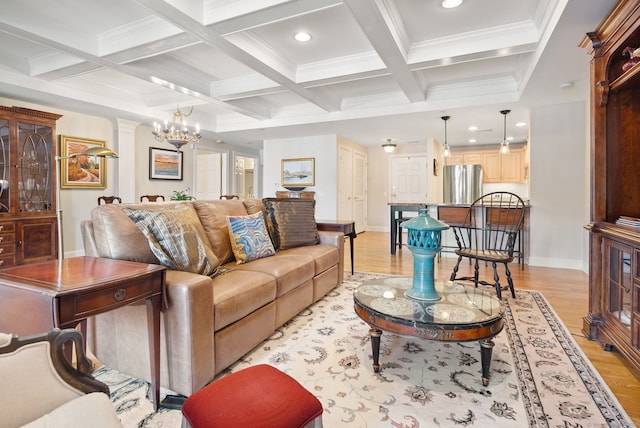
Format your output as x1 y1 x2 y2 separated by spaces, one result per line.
182 364 323 428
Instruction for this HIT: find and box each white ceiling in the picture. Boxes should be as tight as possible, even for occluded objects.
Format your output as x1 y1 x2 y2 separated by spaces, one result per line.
0 0 616 150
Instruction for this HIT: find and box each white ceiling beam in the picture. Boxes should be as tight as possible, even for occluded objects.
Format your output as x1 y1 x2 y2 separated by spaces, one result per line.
344 0 425 103
133 0 342 112
0 21 268 120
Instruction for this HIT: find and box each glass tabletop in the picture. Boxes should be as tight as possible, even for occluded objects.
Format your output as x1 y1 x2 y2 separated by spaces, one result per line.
354 277 503 326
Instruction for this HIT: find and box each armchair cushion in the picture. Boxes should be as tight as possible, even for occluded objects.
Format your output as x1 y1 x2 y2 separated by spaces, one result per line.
226 212 276 264
124 205 220 276
21 393 122 428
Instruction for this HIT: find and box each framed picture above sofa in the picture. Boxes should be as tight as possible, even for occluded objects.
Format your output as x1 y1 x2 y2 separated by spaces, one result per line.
149 147 183 180
281 157 314 189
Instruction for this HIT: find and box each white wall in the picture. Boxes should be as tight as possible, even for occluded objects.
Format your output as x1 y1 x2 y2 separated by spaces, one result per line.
262 135 338 220
529 101 588 270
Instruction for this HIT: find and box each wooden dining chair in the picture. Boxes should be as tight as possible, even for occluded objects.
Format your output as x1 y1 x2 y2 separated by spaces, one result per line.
140 195 165 202
449 191 525 299
97 196 121 205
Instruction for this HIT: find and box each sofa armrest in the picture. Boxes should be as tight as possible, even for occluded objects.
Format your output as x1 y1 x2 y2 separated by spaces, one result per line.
163 270 216 395
318 231 345 284
88 269 216 396
80 220 99 257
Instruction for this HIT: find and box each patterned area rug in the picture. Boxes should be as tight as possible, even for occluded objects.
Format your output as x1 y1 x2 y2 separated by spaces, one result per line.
95 272 634 427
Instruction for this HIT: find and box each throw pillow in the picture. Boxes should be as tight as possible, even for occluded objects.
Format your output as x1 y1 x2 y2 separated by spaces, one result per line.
226 212 276 264
262 198 319 250
123 205 220 276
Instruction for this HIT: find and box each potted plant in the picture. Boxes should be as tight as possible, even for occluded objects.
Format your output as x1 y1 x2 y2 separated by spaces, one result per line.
170 188 195 201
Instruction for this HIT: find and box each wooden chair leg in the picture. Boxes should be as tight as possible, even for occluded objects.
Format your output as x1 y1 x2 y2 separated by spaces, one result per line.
450 256 463 281
473 259 480 289
492 261 502 299
504 262 516 298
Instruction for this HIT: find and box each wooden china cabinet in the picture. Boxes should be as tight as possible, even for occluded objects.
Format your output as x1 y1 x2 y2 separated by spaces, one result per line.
0 106 61 267
582 0 640 372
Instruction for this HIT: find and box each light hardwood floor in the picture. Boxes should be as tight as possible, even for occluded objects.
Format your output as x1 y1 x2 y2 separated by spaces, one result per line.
348 231 640 426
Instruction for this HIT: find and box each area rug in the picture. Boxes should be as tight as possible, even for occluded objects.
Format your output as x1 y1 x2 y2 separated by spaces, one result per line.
95 272 634 427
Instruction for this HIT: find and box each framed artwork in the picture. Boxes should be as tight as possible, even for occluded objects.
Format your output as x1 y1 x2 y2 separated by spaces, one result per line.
59 135 107 188
281 157 315 188
149 147 183 180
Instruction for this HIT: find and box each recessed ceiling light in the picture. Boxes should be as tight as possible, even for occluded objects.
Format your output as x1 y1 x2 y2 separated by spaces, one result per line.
442 0 463 8
468 125 478 131
469 138 477 143
516 122 526 127
294 32 311 42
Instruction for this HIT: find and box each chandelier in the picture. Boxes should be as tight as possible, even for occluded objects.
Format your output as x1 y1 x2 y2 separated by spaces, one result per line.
152 106 201 151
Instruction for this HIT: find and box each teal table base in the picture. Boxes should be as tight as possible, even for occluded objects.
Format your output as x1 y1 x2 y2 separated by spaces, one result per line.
405 248 441 301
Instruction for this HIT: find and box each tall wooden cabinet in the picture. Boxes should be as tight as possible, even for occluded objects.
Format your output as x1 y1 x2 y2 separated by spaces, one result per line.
0 106 61 267
583 0 640 373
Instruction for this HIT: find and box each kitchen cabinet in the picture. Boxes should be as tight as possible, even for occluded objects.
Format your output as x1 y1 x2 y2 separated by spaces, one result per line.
444 153 482 166
583 0 640 373
446 148 525 183
0 106 61 267
483 151 523 183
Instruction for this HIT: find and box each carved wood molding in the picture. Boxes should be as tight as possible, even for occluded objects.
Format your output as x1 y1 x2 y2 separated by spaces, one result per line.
596 80 609 107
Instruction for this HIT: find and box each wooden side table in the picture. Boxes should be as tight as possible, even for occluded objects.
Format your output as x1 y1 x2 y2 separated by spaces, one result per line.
316 220 356 274
275 190 315 199
0 256 166 410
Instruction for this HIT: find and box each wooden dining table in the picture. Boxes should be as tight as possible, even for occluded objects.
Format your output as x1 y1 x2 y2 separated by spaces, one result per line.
388 202 428 254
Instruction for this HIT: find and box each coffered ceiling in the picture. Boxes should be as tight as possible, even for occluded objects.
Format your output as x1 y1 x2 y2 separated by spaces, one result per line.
0 0 616 150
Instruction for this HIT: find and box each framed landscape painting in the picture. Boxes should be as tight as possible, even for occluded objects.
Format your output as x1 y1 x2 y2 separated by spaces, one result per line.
59 135 107 188
149 147 183 180
281 157 315 188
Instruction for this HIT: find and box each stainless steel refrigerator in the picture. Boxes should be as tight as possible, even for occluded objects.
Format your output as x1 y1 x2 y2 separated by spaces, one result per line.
443 164 483 204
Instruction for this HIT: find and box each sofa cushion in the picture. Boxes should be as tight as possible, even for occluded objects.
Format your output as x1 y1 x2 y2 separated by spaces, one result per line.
279 244 339 275
229 253 315 298
90 203 181 264
212 270 277 330
124 205 220 276
262 198 319 250
193 200 249 264
242 198 266 217
226 212 276 264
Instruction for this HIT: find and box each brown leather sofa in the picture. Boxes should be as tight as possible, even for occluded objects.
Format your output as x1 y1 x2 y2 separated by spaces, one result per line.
81 198 344 396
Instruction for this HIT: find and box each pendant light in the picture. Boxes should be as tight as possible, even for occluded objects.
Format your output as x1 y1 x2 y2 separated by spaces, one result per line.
382 138 397 153
499 110 511 155
441 116 451 157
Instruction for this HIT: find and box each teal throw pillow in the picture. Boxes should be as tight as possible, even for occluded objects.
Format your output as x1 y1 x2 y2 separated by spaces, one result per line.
226 212 276 264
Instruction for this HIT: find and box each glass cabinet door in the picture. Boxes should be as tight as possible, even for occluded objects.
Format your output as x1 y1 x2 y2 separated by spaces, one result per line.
0 119 9 213
607 242 632 329
17 122 53 213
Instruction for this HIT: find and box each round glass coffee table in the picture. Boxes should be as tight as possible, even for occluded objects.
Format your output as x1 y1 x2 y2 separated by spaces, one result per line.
354 277 504 386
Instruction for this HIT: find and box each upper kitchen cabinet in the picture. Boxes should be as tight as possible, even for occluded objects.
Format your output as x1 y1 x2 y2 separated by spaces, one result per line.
0 106 61 267
444 153 482 166
445 146 527 183
483 150 523 183
583 0 640 374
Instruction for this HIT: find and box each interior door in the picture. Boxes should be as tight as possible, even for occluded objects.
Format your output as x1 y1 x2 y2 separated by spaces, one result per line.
353 151 367 233
196 151 223 200
337 146 353 221
390 155 428 202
